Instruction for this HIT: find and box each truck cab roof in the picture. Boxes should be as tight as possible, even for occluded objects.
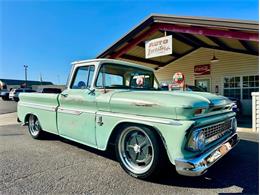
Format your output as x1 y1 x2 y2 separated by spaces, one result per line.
71 58 154 72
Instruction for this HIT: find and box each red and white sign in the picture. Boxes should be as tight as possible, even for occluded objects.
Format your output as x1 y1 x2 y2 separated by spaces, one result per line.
169 72 185 90
194 64 210 76
136 76 144 86
145 35 172 59
173 72 185 84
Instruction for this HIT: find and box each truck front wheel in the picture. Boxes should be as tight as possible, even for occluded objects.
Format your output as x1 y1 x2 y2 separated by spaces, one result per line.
28 114 44 139
115 125 164 179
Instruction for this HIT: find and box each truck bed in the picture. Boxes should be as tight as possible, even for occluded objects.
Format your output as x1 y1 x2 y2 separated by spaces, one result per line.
17 93 60 135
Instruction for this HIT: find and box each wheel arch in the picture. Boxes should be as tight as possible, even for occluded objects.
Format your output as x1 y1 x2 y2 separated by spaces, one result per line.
24 113 38 124
107 121 169 159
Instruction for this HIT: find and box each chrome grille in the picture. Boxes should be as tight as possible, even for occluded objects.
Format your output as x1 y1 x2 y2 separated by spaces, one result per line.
202 119 232 144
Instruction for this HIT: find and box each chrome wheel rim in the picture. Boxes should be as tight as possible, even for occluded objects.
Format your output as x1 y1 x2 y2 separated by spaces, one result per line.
28 115 41 137
118 127 154 174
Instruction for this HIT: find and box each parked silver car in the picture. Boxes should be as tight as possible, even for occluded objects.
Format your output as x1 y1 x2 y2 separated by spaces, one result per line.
0 89 9 100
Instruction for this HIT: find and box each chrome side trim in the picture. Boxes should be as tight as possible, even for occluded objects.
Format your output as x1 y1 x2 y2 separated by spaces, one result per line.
133 102 158 107
58 108 83 115
21 102 180 125
19 102 56 112
97 111 182 126
57 107 95 115
111 98 158 107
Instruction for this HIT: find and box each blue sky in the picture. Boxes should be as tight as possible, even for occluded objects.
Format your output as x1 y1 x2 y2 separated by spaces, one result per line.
0 0 258 84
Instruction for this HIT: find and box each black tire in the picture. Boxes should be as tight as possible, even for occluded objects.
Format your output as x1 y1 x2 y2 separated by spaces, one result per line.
2 96 8 101
115 125 165 179
28 114 44 139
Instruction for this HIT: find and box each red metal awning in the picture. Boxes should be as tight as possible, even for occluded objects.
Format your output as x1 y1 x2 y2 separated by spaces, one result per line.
98 14 259 69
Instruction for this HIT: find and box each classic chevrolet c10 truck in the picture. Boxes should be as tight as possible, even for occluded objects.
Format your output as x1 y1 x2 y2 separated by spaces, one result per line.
17 59 239 179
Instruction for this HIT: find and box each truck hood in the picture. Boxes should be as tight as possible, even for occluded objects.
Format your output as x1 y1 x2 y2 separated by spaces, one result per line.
109 90 232 120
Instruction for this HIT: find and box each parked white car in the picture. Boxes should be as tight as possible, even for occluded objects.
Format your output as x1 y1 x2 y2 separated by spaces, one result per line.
9 88 36 102
9 88 17 100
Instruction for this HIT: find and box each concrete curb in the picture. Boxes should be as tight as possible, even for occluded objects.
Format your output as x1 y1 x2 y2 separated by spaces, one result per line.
237 127 257 133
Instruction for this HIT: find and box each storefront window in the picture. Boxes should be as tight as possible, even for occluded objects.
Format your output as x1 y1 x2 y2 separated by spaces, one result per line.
223 75 259 100
242 75 259 99
223 76 240 99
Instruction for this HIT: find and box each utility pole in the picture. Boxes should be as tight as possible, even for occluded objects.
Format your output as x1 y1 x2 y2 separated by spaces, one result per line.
57 75 60 85
24 65 28 88
40 73 43 86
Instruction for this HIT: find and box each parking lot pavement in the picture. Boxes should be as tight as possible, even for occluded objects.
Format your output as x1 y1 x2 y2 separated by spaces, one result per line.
0 113 17 126
0 121 258 194
0 99 17 114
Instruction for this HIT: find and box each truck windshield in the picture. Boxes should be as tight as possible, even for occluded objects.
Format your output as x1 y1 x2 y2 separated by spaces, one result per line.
96 63 159 90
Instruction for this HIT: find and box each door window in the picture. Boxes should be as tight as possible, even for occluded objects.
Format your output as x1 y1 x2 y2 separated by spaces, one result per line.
71 66 95 89
96 72 123 87
95 63 157 89
88 66 95 87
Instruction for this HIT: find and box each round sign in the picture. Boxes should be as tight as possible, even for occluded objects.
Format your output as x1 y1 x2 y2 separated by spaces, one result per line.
173 72 185 84
136 76 144 86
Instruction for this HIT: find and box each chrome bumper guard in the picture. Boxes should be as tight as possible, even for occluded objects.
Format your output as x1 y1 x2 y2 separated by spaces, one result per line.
175 133 239 176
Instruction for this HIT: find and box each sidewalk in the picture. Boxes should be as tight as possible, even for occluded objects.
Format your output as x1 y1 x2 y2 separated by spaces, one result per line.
237 126 256 133
0 112 257 133
0 112 18 126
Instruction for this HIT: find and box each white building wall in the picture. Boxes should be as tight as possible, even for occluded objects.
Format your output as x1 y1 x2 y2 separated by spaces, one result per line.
252 92 259 132
155 48 259 115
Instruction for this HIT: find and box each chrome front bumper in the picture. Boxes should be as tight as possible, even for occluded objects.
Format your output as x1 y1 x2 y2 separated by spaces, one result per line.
175 133 239 176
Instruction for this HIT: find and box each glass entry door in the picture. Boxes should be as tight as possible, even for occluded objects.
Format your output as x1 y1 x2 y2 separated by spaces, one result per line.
195 79 210 92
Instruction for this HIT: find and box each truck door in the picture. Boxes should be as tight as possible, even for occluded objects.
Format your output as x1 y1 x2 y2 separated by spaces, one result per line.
57 65 97 147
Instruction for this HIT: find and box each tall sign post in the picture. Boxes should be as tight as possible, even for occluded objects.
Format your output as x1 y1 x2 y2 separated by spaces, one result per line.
24 65 28 88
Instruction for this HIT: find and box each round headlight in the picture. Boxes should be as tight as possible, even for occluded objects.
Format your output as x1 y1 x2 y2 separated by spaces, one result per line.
197 130 206 151
186 129 206 151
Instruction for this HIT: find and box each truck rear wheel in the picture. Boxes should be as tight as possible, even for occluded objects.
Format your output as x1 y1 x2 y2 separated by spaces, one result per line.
28 114 44 139
115 125 164 179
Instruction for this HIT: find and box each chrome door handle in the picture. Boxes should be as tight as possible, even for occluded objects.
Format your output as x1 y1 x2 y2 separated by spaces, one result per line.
61 93 68 97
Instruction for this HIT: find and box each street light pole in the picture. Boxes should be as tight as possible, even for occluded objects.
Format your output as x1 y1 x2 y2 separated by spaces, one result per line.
24 65 28 88
57 74 60 85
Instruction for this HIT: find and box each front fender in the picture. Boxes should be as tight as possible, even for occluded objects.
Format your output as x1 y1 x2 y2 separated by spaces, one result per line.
95 111 194 165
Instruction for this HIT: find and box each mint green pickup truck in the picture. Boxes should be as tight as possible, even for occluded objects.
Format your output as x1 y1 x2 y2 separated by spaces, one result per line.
17 59 239 179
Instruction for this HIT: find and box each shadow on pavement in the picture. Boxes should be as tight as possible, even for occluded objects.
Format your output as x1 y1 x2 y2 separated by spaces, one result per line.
44 133 258 194
150 139 259 194
237 115 252 128
44 133 118 160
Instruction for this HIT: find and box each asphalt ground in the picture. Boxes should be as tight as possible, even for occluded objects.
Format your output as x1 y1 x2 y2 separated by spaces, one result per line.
0 99 17 114
0 122 258 194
